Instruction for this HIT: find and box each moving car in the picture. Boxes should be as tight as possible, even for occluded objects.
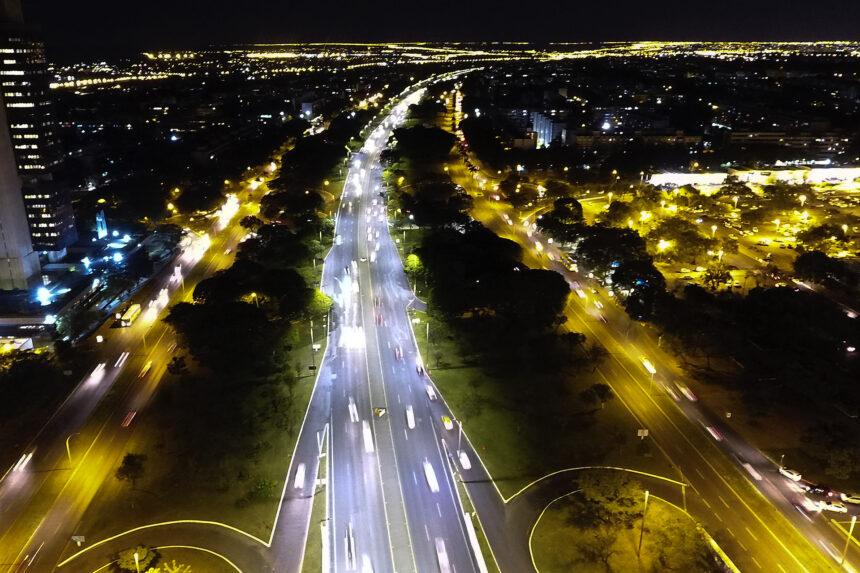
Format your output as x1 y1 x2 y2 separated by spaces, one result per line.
820 500 848 513
779 467 802 481
840 493 860 505
423 459 439 493
426 385 437 400
406 406 415 429
138 361 153 378
121 411 137 427
442 415 454 430
802 483 833 497
458 450 472 470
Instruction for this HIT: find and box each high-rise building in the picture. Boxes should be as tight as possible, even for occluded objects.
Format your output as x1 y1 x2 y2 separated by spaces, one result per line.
0 89 39 290
0 0 76 259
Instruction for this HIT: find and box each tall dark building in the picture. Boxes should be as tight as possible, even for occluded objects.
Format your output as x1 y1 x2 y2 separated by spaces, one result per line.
0 0 76 259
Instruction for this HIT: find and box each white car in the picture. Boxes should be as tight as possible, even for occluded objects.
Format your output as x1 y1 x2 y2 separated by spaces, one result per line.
406 406 415 429
458 450 472 470
820 500 848 513
441 416 454 430
779 467 802 482
426 385 437 400
675 382 697 402
423 459 439 493
840 493 860 505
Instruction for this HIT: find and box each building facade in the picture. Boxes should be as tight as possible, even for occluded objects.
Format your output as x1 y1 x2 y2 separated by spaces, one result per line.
0 89 39 290
0 0 76 258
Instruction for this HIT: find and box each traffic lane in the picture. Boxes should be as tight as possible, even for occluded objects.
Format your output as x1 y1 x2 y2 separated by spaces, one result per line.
6 194 262 567
559 268 860 569
591 358 796 572
369 266 476 573
561 294 824 572
486 206 834 570
361 151 475 571
11 347 174 570
267 351 334 573
330 353 393 573
480 215 813 570
0 338 171 565
329 161 395 573
374 297 475 573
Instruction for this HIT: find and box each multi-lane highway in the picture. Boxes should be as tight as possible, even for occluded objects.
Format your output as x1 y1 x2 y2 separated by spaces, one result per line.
320 86 485 573
0 173 275 572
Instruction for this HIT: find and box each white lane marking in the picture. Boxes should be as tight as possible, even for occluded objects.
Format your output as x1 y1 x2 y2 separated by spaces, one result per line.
737 539 747 552
745 527 758 542
694 467 705 479
437 502 442 517
702 499 711 509
752 557 762 569
413 471 417 485
404 429 408 441
424 524 430 541
718 495 730 508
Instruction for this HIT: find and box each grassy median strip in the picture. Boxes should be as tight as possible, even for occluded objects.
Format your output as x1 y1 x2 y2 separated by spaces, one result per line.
300 431 328 573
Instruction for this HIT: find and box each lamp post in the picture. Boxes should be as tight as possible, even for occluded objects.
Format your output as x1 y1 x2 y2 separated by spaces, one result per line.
134 552 140 573
711 224 718 238
637 490 650 558
66 433 80 465
310 320 316 370
251 292 259 308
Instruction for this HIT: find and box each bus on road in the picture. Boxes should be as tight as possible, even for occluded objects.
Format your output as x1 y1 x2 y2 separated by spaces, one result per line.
120 303 141 327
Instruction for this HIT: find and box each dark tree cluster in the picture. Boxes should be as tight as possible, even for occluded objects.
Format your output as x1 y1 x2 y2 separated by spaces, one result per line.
389 125 457 163
398 176 473 228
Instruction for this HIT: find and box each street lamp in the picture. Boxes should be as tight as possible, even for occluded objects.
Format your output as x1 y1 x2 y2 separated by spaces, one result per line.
774 218 780 231
251 292 259 308
637 490 650 557
799 194 806 207
711 224 717 238
733 195 739 209
134 552 140 573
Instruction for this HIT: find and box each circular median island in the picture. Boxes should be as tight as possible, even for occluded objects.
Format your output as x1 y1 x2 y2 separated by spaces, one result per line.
530 472 720 572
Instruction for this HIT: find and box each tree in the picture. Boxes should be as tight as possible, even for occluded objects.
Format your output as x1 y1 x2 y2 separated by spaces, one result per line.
577 470 643 526
115 453 147 489
794 250 854 286
648 217 714 263
576 524 619 571
650 515 716 572
702 265 730 290
582 383 614 409
117 546 157 572
552 197 584 223
602 200 635 227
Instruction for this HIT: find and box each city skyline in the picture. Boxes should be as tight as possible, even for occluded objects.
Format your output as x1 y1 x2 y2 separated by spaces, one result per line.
21 0 860 58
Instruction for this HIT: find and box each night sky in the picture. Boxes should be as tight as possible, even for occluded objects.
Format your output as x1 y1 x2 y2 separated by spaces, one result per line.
25 0 860 58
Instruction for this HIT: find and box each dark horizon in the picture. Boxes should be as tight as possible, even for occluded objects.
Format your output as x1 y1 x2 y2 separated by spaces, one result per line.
24 0 860 62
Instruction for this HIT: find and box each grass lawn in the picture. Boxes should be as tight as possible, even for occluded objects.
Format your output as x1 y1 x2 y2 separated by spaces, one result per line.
78 327 324 544
149 547 239 572
408 303 677 501
532 494 716 573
